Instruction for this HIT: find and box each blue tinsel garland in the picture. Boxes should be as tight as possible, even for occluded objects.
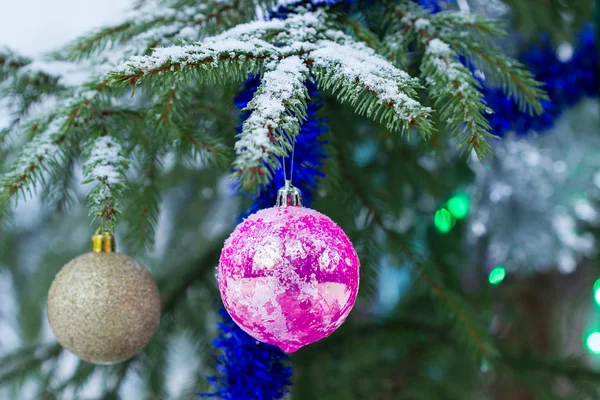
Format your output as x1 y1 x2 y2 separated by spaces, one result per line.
199 309 293 400
484 24 598 136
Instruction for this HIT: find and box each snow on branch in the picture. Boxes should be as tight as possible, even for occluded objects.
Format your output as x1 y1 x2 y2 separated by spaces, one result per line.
309 40 433 137
109 38 279 87
0 78 111 206
421 38 495 158
233 56 309 186
83 136 129 231
0 116 70 202
0 48 31 81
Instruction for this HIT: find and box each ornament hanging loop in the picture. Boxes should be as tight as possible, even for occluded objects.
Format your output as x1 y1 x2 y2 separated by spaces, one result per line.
276 180 302 207
92 228 116 253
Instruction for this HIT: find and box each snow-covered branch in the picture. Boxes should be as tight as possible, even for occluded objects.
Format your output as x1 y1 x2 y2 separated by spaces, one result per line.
233 56 309 186
83 136 129 231
0 116 70 201
310 40 433 136
395 5 546 158
109 38 279 87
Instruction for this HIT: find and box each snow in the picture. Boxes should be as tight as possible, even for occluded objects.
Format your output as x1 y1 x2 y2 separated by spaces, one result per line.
426 38 452 56
414 18 431 31
83 136 127 185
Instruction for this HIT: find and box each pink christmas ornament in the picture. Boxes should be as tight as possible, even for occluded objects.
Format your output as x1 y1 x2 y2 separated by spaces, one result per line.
218 185 360 353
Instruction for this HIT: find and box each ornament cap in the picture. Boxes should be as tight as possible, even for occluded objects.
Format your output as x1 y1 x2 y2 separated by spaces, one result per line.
92 229 116 253
276 180 302 207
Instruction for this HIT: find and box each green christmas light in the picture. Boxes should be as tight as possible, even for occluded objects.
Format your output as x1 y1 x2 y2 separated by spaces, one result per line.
594 279 600 306
585 332 600 354
447 192 470 219
488 266 506 285
434 209 454 234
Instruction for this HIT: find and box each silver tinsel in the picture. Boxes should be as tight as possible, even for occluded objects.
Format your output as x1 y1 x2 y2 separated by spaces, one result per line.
468 99 600 274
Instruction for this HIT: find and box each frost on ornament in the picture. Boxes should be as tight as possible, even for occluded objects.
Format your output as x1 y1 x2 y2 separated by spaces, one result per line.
218 206 360 353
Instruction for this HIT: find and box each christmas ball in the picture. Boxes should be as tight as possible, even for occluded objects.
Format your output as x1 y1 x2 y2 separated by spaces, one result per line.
47 252 161 364
218 206 360 353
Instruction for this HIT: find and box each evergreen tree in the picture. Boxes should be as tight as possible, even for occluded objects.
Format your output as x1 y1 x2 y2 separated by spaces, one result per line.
1 0 599 399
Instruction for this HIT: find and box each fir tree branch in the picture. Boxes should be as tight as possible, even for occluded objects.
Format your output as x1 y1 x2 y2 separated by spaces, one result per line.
233 56 309 187
0 343 62 385
0 81 109 207
412 257 498 360
82 135 130 232
445 39 548 114
1 71 64 127
0 48 31 82
428 11 507 40
104 358 136 397
0 115 71 202
420 37 496 158
51 361 96 395
160 236 225 313
176 133 231 168
106 11 323 88
124 149 162 253
149 85 232 167
393 6 547 158
339 150 498 359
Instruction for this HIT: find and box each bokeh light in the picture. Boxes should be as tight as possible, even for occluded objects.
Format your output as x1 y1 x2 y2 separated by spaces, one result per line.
434 209 454 234
585 332 600 354
488 266 506 285
594 279 600 306
447 193 470 219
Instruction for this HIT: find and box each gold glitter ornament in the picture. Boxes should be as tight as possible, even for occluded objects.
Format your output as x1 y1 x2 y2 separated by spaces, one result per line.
47 231 161 364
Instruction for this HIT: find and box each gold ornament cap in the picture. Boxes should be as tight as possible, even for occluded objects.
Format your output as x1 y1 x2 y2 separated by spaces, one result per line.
92 228 115 253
